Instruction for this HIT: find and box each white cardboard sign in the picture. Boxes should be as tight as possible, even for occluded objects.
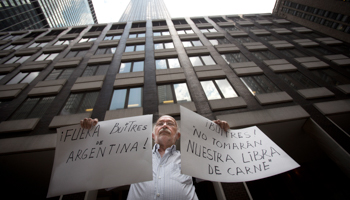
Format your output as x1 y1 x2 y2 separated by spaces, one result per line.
180 106 300 182
47 115 153 197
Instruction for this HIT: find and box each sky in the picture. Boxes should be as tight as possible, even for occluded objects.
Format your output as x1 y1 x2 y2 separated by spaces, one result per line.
92 0 277 24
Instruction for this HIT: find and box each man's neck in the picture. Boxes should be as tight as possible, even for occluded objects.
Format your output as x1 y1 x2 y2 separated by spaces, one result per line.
157 143 172 157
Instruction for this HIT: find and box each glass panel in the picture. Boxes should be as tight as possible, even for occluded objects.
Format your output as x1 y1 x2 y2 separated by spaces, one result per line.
113 35 121 40
201 55 216 65
45 69 62 80
158 85 174 104
110 89 127 110
153 32 161 36
132 61 144 72
208 28 217 32
240 75 280 95
312 69 349 85
10 98 40 120
215 79 238 98
200 29 209 33
136 45 145 51
192 40 203 46
104 36 112 40
27 96 55 118
89 38 97 42
128 87 142 108
95 65 109 75
154 43 164 49
35 54 48 61
162 31 170 35
138 33 145 37
185 30 194 34
6 72 28 85
177 30 185 34
76 92 99 114
278 72 318 90
21 71 39 83
82 66 97 77
251 51 278 60
129 34 136 38
209 39 219 45
201 80 222 100
182 41 192 47
76 51 87 57
5 56 19 64
189 56 203 66
61 93 83 115
168 58 180 68
164 42 174 49
125 46 134 52
156 59 167 69
174 83 191 102
79 38 88 43
46 53 59 60
59 68 74 80
105 47 116 54
221 53 249 63
119 62 132 73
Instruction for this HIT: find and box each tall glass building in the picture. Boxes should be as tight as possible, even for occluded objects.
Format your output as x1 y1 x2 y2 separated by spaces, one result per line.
0 0 98 32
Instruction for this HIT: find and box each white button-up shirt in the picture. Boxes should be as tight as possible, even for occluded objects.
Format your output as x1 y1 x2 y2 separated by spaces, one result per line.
127 144 198 200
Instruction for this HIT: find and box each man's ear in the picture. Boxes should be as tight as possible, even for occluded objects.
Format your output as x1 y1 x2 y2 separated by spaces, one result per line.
152 133 155 140
176 132 181 140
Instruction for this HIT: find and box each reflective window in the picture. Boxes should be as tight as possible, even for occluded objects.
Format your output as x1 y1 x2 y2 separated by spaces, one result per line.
53 40 71 46
129 33 145 38
158 83 191 104
200 28 217 33
9 96 55 120
306 47 334 56
94 47 116 55
280 49 306 58
65 50 87 58
154 42 174 49
79 37 97 43
189 55 216 66
232 37 256 44
251 51 279 60
6 71 39 85
311 69 350 86
104 35 121 40
182 40 203 47
209 38 231 45
60 92 99 115
177 29 194 34
125 45 145 52
153 31 170 36
35 53 59 61
257 35 279 41
110 87 142 110
201 79 238 100
82 65 109 77
3 44 23 50
45 68 75 80
4 55 30 64
224 26 240 31
119 61 144 73
156 58 181 69
240 75 280 96
221 53 250 63
278 71 318 90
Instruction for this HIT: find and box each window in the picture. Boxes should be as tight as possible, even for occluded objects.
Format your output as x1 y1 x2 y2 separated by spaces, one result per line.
224 26 240 31
153 31 170 36
124 45 145 52
67 28 85 34
200 79 238 100
280 49 306 58
3 44 23 50
283 34 301 40
158 83 191 104
129 33 145 38
306 47 333 56
6 71 39 85
153 21 167 26
65 50 87 58
79 37 97 43
311 69 350 86
89 26 105 32
82 65 109 77
9 96 55 120
28 42 48 48
154 42 174 49
251 51 279 60
104 35 121 40
110 24 126 30
110 87 142 109
209 38 231 45
232 37 255 44
53 40 71 45
119 61 144 73
189 55 216 66
177 29 194 34
60 92 99 115
262 25 278 29
172 19 188 25
200 28 217 33
4 55 30 64
0 74 5 81
35 53 59 61
131 22 146 28
156 58 181 69
192 18 208 23
240 75 280 96
278 71 318 90
182 40 203 47
240 26 258 31
45 68 75 80
221 53 250 63
210 17 227 23
45 30 64 36
94 47 116 55
257 35 279 41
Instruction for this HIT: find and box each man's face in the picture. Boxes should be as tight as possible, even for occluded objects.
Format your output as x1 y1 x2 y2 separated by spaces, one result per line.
152 116 180 147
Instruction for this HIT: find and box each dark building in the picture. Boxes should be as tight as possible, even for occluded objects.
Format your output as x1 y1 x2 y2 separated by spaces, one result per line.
0 0 98 32
0 0 350 200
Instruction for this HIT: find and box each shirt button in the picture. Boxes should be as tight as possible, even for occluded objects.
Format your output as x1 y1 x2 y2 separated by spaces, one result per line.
157 193 160 197
158 176 161 179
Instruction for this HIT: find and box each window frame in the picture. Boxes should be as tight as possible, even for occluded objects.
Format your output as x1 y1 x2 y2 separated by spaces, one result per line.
153 31 170 36
119 61 144 73
128 33 146 38
109 87 143 110
81 65 110 77
9 96 56 120
200 79 238 100
154 42 175 50
189 55 216 66
124 44 145 52
155 58 181 69
158 82 192 104
182 40 203 47
60 91 100 115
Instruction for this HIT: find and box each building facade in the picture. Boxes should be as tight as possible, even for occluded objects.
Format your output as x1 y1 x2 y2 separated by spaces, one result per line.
0 0 98 32
0 12 350 200
273 0 350 43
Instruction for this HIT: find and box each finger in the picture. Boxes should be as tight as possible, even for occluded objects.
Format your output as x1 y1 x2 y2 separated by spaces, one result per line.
80 120 84 128
92 118 98 126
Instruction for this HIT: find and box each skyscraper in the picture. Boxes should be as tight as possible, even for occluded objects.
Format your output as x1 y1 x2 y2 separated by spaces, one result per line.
0 0 98 32
0 0 350 199
119 0 171 22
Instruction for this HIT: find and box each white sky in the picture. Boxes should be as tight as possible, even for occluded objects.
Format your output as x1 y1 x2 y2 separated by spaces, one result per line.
92 0 277 24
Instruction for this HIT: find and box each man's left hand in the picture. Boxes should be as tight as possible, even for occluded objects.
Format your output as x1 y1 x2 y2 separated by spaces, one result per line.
213 119 230 132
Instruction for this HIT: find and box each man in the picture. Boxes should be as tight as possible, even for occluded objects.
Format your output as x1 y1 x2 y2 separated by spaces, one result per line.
81 116 229 200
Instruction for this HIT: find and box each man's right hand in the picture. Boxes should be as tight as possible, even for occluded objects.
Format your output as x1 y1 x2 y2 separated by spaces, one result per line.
80 118 98 129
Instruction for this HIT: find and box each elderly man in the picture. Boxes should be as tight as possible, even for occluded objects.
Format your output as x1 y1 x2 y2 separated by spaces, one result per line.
81 115 229 200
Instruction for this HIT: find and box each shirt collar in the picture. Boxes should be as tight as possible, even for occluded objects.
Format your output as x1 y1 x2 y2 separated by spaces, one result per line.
153 143 176 154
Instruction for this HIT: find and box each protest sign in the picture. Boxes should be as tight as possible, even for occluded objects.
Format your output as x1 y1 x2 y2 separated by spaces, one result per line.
47 115 153 197
180 106 300 182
